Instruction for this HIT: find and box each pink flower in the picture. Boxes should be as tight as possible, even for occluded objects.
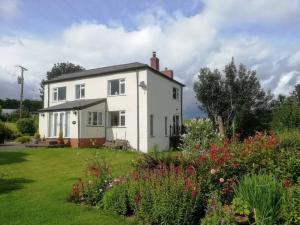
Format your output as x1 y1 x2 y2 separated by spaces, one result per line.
219 178 225 183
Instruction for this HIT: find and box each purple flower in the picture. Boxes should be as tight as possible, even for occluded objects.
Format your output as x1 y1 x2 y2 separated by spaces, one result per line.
220 219 225 225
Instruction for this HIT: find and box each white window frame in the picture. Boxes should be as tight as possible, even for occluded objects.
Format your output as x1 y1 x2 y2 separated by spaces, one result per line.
109 111 126 127
87 111 103 126
53 86 66 102
75 84 85 99
48 112 70 138
108 79 126 96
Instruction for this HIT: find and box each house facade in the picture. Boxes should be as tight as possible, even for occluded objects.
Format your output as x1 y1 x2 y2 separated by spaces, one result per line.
39 52 184 153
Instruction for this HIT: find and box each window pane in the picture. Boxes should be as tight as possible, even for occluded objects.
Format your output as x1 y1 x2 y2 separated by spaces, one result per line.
150 114 154 136
110 80 119 95
120 79 125 94
88 112 92 125
173 87 177 99
120 113 125 126
54 113 58 136
75 85 80 99
59 113 64 134
81 85 85 98
92 112 98 125
49 113 53 137
53 89 58 101
98 112 102 125
65 112 70 137
110 111 119 126
58 87 66 100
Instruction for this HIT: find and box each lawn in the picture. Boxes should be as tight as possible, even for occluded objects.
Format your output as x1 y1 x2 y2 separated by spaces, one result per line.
0 147 140 225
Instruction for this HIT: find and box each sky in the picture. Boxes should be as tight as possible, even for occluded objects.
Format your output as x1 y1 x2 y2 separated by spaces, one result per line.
0 0 300 118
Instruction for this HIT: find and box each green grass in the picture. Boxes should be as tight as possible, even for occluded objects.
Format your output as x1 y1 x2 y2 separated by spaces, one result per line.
0 148 140 225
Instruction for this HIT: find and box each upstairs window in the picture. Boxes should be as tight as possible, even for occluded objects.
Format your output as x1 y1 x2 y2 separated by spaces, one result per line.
53 87 66 101
87 111 103 126
75 84 85 99
172 87 179 100
108 79 125 96
109 111 125 127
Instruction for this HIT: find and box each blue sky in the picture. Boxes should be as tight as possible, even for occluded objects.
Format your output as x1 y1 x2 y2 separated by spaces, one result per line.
0 0 300 118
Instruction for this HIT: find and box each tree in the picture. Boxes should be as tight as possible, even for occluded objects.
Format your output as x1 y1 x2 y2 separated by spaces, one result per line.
40 62 85 101
194 58 273 138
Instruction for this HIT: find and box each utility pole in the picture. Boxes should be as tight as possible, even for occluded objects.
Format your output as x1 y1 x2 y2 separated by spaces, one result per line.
16 65 28 119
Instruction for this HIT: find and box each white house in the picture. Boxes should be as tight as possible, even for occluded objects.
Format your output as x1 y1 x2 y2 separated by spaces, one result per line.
39 52 184 153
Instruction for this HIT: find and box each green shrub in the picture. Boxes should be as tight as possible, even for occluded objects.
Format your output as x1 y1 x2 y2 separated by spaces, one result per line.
200 196 236 225
68 158 112 206
280 185 300 225
234 174 285 225
102 182 131 215
15 136 32 143
272 103 300 130
0 121 14 143
181 119 220 151
16 118 36 135
277 129 300 150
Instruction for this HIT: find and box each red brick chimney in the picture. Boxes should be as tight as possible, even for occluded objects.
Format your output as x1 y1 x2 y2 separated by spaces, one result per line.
161 67 174 79
150 51 159 70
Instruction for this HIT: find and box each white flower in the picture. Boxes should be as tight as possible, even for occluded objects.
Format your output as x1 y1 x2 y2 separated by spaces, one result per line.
210 169 216 175
219 178 225 183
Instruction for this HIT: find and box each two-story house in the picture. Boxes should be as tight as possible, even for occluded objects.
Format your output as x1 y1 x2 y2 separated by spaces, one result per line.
39 52 184 153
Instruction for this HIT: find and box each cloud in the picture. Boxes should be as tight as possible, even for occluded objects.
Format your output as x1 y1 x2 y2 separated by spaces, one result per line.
0 0 20 19
0 0 300 118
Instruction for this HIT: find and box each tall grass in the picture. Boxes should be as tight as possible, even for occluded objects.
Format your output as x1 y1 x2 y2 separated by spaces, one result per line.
234 174 285 225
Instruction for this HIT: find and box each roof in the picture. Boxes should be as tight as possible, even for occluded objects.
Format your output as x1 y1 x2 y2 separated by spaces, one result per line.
44 62 185 86
39 98 106 112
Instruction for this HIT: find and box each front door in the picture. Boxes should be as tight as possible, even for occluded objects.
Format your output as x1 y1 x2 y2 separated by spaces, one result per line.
49 112 70 137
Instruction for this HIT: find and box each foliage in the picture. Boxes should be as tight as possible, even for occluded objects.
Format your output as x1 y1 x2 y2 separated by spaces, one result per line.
16 118 36 135
181 119 220 151
231 197 251 223
200 195 236 225
272 103 300 130
280 185 300 225
234 174 285 225
194 58 273 138
15 136 32 143
34 132 41 140
0 121 13 143
276 129 300 150
4 122 21 140
106 164 206 225
68 158 112 206
40 62 85 101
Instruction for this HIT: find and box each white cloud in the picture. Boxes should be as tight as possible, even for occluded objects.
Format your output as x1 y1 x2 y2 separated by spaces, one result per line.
0 0 300 117
0 0 20 19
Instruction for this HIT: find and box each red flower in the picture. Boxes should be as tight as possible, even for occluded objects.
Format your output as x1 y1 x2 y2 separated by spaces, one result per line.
191 187 198 199
283 179 290 188
184 179 192 192
187 165 195 176
198 155 206 162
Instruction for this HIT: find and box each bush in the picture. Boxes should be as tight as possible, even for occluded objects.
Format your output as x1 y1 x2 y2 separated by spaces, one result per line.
68 158 111 206
106 165 206 225
277 129 300 150
0 121 14 143
200 195 236 225
280 185 300 225
102 182 131 215
15 136 32 143
272 103 300 130
181 119 220 151
16 118 36 135
234 174 285 225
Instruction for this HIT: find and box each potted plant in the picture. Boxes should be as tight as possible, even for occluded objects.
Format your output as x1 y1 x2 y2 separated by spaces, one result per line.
58 130 64 145
33 132 41 144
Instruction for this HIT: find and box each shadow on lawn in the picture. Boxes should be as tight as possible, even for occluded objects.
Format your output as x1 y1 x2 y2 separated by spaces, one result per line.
0 178 33 194
0 152 28 165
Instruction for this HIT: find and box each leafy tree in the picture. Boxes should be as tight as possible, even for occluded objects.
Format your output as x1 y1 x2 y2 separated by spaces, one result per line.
272 84 300 130
16 118 36 135
194 58 273 138
40 62 85 101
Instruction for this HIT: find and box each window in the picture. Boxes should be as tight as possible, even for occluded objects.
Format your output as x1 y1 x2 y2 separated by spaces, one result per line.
109 111 125 127
108 79 125 96
75 84 85 99
48 112 70 137
164 116 168 136
150 114 154 137
87 111 103 126
172 87 179 100
53 87 66 101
